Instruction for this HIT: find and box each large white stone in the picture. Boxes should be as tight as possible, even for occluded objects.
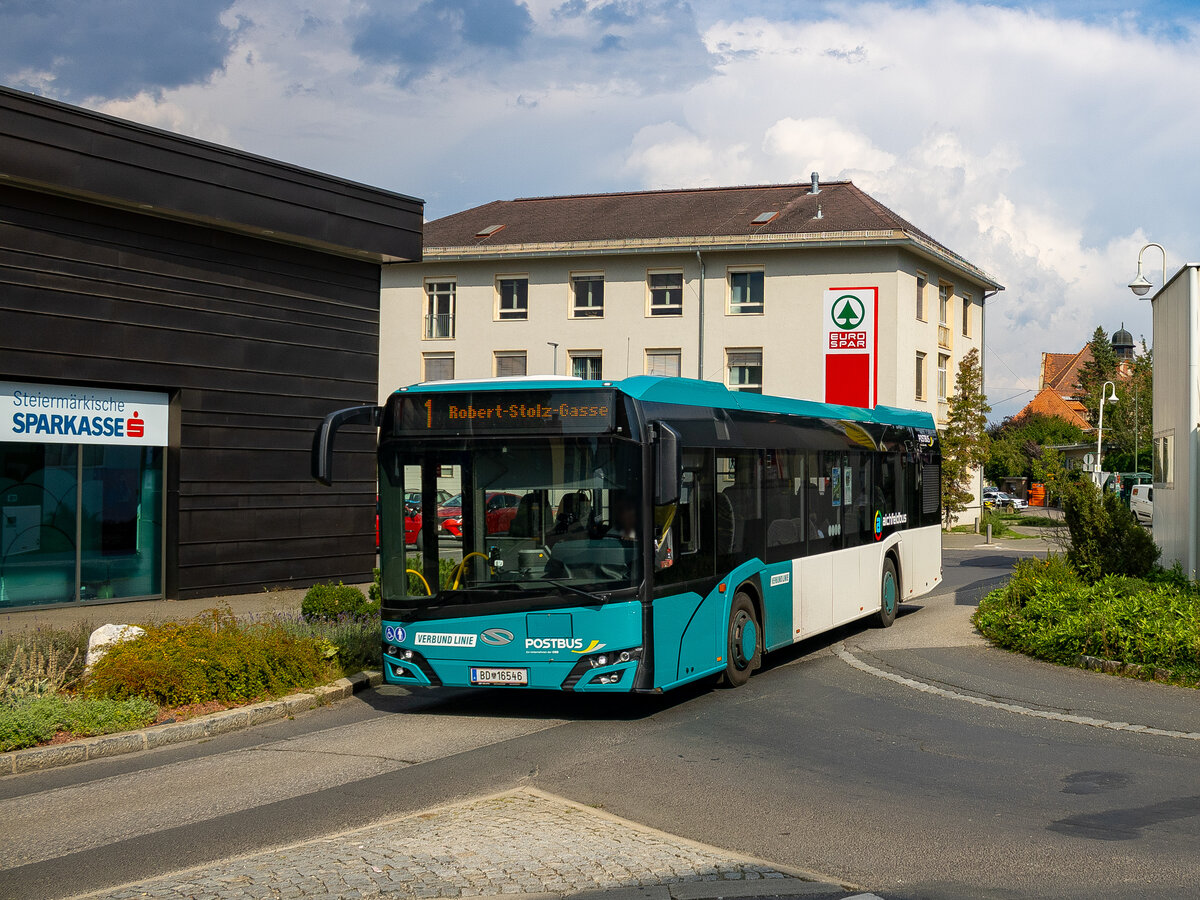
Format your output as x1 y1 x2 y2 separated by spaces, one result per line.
85 624 146 670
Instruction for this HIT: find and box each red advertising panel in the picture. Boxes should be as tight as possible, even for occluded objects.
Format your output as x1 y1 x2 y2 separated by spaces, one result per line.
822 287 878 408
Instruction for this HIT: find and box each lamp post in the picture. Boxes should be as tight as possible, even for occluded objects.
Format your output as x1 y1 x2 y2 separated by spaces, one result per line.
1129 242 1167 297
547 341 559 375
1095 380 1118 484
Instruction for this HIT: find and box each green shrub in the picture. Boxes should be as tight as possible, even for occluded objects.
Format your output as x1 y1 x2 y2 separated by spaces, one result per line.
974 563 1200 683
1061 478 1159 581
0 694 157 752
302 582 378 620
273 613 380 675
85 608 335 706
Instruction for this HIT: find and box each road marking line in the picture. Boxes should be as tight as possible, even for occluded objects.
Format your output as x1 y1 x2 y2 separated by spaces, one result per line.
833 643 1200 742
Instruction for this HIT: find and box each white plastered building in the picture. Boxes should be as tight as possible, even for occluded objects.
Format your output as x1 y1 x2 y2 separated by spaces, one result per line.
379 180 1001 518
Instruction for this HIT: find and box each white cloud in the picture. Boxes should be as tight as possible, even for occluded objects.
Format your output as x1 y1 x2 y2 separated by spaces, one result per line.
762 117 897 179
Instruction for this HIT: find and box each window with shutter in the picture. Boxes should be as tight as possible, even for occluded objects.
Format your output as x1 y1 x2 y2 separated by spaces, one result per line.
645 350 682 377
494 351 527 377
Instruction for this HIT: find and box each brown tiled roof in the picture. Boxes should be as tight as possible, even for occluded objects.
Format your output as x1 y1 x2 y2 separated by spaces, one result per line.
422 181 998 286
1016 388 1093 432
1042 346 1092 396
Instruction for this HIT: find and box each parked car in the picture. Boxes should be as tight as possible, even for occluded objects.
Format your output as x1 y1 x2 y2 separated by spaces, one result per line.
982 489 1000 508
1130 484 1153 525
438 492 522 538
990 491 1027 511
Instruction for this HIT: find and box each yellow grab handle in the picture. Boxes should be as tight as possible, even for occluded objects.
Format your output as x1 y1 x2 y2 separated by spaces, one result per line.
405 569 432 596
451 551 491 589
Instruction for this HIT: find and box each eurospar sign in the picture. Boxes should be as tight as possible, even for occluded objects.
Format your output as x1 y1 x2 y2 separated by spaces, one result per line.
822 287 878 408
1 381 169 446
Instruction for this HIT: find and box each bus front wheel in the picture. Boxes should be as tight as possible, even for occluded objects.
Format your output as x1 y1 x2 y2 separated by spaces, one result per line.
876 557 899 628
720 591 761 688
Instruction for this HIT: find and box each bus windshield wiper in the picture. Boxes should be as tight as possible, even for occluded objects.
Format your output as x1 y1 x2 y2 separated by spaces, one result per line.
539 578 609 603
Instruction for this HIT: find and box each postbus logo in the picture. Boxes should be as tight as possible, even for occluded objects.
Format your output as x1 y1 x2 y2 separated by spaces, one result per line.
831 295 865 330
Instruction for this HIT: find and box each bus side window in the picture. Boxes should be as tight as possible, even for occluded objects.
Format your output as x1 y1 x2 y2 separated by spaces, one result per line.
765 449 804 563
717 451 762 567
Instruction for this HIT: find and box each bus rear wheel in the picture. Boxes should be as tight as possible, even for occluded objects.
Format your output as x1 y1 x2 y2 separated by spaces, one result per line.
876 557 899 628
720 591 761 688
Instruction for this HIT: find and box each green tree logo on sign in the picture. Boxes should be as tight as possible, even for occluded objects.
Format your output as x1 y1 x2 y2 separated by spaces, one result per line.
832 295 865 330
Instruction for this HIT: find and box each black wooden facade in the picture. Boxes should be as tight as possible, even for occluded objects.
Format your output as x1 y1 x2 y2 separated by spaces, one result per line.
0 87 422 600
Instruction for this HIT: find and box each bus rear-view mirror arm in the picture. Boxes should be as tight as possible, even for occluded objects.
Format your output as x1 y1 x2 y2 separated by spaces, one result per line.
653 421 682 506
311 404 381 486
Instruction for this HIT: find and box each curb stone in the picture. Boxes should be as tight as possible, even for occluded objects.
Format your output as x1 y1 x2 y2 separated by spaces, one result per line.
0 670 383 777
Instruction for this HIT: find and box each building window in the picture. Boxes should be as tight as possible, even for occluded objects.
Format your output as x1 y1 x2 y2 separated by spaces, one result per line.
424 280 456 339
1155 432 1174 486
961 292 972 337
422 353 454 382
648 272 683 316
645 349 682 377
938 282 952 349
494 351 527 377
916 273 927 321
729 270 764 315
497 277 528 321
937 353 950 401
570 351 603 380
727 349 763 394
571 274 604 318
915 351 927 401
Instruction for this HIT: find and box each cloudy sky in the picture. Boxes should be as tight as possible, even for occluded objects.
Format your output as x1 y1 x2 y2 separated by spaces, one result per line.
4 0 1197 419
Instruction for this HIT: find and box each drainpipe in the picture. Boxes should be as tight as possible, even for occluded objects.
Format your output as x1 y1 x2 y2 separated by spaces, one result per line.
1189 267 1199 578
696 250 705 379
982 288 998 518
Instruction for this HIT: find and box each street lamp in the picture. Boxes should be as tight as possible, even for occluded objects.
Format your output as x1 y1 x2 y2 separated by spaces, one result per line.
547 341 559 375
1095 380 1118 483
1129 242 1167 297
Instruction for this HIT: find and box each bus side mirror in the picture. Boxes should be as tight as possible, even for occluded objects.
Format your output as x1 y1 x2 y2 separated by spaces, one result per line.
654 422 682 506
311 404 381 486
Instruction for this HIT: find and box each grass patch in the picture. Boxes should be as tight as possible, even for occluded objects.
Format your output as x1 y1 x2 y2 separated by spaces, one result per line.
948 510 1030 538
1008 513 1065 528
0 694 157 752
973 556 1200 684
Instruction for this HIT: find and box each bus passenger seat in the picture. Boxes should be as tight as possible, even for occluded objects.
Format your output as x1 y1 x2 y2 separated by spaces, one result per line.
767 518 798 548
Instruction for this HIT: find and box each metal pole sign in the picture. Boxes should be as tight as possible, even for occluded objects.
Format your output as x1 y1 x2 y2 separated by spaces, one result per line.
823 286 878 408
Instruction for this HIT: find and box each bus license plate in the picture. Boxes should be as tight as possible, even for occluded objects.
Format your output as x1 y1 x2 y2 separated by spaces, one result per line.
470 667 528 686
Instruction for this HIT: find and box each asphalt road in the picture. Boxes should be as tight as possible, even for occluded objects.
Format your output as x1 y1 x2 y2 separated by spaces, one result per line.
5 542 1200 899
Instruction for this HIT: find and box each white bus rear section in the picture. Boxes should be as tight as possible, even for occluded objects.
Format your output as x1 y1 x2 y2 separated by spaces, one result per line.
790 524 941 640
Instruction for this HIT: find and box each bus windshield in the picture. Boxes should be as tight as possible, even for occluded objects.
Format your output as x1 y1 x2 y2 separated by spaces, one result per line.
379 437 643 605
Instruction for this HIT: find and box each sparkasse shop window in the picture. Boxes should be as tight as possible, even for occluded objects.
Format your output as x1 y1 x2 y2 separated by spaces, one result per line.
1 382 167 608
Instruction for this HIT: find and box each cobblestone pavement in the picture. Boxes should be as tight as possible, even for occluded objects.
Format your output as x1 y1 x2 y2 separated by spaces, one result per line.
69 789 863 900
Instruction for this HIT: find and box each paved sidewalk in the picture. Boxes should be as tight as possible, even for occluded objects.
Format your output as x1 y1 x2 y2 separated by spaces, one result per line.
68 789 864 900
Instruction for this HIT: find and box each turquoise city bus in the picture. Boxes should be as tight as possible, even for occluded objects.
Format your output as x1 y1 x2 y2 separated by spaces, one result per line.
312 376 942 693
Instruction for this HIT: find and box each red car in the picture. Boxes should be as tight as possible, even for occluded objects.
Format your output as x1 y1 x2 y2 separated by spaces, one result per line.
438 492 521 539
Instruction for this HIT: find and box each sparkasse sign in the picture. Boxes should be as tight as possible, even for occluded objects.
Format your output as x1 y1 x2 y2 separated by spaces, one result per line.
1 381 170 446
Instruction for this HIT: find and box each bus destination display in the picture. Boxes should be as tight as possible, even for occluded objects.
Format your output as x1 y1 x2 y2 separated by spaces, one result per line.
397 390 616 435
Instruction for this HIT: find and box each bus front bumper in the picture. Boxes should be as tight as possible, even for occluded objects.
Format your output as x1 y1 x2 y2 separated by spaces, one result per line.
380 600 643 692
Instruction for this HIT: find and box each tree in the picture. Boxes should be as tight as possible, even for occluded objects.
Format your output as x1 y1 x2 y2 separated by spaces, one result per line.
1103 342 1153 473
1075 326 1119 429
941 348 991 527
984 413 1086 485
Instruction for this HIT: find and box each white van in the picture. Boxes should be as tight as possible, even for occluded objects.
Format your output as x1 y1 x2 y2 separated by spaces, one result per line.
1130 484 1153 525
